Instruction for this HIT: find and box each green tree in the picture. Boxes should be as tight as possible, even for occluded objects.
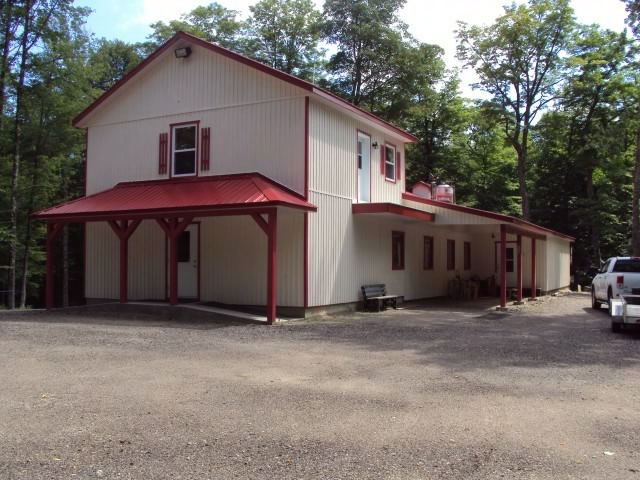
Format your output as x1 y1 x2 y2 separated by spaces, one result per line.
244 0 324 80
456 0 575 219
529 26 633 282
147 2 243 50
322 0 411 109
622 0 640 256
87 39 144 92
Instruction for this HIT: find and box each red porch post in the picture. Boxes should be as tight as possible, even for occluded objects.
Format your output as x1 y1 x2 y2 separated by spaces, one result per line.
531 238 537 299
156 217 193 305
500 224 507 308
108 219 141 304
267 210 277 325
45 222 64 309
251 209 278 324
516 234 523 302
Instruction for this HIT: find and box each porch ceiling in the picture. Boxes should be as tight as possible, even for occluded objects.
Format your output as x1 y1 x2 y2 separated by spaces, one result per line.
33 173 316 222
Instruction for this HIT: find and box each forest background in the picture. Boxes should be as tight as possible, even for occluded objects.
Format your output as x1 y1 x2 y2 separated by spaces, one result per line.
1 0 640 308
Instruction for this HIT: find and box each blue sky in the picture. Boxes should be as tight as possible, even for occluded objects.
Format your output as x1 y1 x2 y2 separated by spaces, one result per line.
76 0 629 95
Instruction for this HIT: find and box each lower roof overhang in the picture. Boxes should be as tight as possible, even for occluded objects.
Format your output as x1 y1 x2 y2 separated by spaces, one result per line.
352 202 435 222
33 173 316 223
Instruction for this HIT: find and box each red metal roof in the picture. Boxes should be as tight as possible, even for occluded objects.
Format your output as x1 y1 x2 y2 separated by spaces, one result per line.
402 192 574 241
34 173 316 221
352 203 435 222
72 32 417 142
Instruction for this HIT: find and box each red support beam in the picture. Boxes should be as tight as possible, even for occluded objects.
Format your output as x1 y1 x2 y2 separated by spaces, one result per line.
155 217 193 305
45 222 63 310
251 213 269 235
108 219 141 304
500 224 507 308
531 238 537 299
266 209 277 324
516 234 523 302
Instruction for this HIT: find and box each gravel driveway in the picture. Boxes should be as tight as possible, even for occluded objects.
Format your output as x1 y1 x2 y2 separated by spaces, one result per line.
0 293 639 479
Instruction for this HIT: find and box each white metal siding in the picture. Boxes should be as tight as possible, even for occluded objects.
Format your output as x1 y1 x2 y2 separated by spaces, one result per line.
545 236 571 291
127 220 166 300
199 211 304 307
86 220 166 301
307 190 482 306
85 44 306 195
84 43 306 127
85 222 119 300
308 100 405 203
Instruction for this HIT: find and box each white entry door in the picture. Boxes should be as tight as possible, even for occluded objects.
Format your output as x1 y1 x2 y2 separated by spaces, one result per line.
496 245 517 286
176 224 198 299
357 132 371 203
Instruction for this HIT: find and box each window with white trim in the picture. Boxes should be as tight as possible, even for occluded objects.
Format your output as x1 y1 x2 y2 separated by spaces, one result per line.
172 124 197 176
384 144 396 181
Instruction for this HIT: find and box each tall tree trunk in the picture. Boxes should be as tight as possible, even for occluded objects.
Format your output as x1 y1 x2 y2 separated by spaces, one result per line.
62 224 69 307
585 166 601 261
8 0 31 309
632 127 640 256
517 149 530 220
0 0 14 132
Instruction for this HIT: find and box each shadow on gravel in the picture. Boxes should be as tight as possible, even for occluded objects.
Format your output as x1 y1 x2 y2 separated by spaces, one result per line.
290 297 640 371
0 305 260 330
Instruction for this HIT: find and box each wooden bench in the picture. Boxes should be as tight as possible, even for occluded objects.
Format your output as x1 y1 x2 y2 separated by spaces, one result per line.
361 284 402 312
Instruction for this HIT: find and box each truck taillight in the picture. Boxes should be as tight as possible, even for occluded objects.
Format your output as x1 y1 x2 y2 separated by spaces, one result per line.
617 275 624 287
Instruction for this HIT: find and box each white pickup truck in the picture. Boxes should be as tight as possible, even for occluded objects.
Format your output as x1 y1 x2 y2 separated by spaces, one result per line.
591 257 640 330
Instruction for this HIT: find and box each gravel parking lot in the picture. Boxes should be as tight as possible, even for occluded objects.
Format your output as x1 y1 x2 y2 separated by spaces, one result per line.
1 293 639 479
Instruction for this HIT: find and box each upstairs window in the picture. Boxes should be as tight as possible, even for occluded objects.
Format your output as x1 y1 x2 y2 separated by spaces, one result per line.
384 143 396 181
172 123 197 176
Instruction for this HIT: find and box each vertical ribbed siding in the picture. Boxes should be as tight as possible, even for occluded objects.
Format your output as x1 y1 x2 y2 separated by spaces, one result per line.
308 100 405 203
86 220 166 301
127 220 166 300
85 222 119 300
307 190 488 306
199 212 304 307
87 96 305 196
86 44 306 127
86 43 307 196
545 236 570 291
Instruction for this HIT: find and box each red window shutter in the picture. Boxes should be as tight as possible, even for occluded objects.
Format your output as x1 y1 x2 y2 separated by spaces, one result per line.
200 127 210 171
396 151 401 181
158 132 168 175
380 145 385 175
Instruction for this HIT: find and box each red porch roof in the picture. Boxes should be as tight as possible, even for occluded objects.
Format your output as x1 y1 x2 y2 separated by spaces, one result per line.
34 173 316 222
402 192 574 241
352 202 435 222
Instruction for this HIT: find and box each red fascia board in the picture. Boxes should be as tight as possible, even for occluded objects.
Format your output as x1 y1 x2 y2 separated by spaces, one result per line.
402 192 575 241
73 32 416 143
352 202 434 222
34 201 316 223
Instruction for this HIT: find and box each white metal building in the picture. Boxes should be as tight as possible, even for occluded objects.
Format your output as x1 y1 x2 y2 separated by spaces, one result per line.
35 32 573 322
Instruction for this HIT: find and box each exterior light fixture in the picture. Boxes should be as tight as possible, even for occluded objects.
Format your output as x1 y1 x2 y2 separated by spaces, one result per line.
174 47 192 58
372 141 379 149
